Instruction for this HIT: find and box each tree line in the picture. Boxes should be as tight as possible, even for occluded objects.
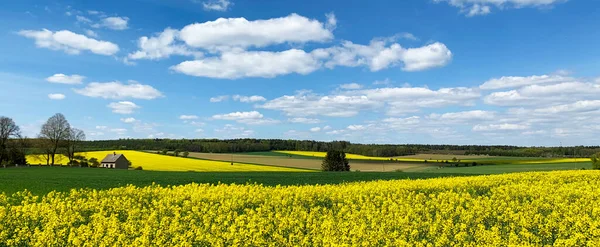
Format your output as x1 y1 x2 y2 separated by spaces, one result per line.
0 114 86 166
23 138 600 158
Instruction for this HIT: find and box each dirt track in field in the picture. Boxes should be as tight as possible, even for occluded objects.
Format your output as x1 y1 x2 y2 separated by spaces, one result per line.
187 152 436 172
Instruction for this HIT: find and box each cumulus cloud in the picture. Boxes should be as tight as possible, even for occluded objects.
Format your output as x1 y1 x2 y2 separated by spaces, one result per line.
260 92 381 117
84 29 98 37
171 49 321 79
310 127 321 132
232 95 266 102
347 125 366 131
179 13 333 51
288 118 321 124
260 86 479 117
18 29 119 55
479 74 573 90
120 117 136 123
213 124 255 138
473 123 529 131
46 73 85 84
484 81 600 106
428 110 495 122
434 0 567 16
96 16 129 30
316 40 452 72
48 93 65 100
74 81 163 99
202 0 232 11
212 111 279 125
339 83 363 90
107 101 140 114
210 95 229 102
212 111 263 120
128 28 203 60
179 115 199 120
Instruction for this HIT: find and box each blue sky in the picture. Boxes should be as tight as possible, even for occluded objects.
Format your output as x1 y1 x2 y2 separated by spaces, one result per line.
1 0 599 146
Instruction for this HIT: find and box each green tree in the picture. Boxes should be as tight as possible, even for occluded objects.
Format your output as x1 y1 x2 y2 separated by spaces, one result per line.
592 153 600 170
182 151 189 158
88 157 100 168
321 150 350 171
174 149 181 157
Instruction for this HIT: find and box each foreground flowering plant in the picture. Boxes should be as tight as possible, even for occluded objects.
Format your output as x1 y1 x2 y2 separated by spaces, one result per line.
1 171 599 246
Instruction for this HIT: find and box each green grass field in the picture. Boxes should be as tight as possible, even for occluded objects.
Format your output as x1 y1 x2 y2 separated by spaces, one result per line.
0 167 465 195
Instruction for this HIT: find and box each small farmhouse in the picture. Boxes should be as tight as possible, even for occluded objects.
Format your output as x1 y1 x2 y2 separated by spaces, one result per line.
100 152 129 169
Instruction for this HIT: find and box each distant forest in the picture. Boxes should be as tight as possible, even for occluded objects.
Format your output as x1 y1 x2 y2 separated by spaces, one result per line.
22 138 600 158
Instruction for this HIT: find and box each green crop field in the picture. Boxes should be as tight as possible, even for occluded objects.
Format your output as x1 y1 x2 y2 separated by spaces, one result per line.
0 168 465 195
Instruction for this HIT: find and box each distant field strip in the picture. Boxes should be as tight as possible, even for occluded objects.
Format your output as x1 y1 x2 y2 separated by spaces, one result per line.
187 152 434 172
26 151 307 172
273 151 424 161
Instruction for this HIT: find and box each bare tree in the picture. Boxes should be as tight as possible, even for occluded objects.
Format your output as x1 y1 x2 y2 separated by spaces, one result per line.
65 128 86 166
39 113 71 166
0 116 21 164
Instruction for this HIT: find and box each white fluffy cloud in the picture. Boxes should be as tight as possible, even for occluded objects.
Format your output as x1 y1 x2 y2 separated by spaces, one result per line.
18 29 119 55
107 101 140 114
316 40 452 72
428 110 495 122
354 86 480 115
310 127 321 132
48 93 65 100
121 117 136 123
128 28 203 60
288 118 321 124
473 123 529 131
484 81 600 106
232 95 267 102
339 83 363 90
202 0 232 11
97 16 129 30
479 74 572 90
74 81 163 99
347 125 366 131
260 92 381 117
179 13 333 51
213 124 255 138
212 111 279 125
434 0 567 16
260 86 479 117
84 29 98 37
212 111 263 120
179 115 199 120
171 49 321 79
46 74 85 84
210 95 229 102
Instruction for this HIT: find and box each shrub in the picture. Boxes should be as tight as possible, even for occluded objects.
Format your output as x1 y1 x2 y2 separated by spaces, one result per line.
472 162 477 166
88 158 100 168
321 150 350 171
592 153 600 170
134 166 143 170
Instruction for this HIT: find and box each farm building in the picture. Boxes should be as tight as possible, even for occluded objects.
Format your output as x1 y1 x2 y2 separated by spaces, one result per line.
100 152 129 169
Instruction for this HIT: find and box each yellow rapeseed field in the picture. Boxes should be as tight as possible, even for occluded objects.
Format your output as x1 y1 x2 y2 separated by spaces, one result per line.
27 150 306 172
1 170 600 246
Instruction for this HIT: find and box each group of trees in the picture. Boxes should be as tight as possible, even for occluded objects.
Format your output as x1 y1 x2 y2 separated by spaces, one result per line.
0 117 26 166
1 114 86 167
35 113 86 166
